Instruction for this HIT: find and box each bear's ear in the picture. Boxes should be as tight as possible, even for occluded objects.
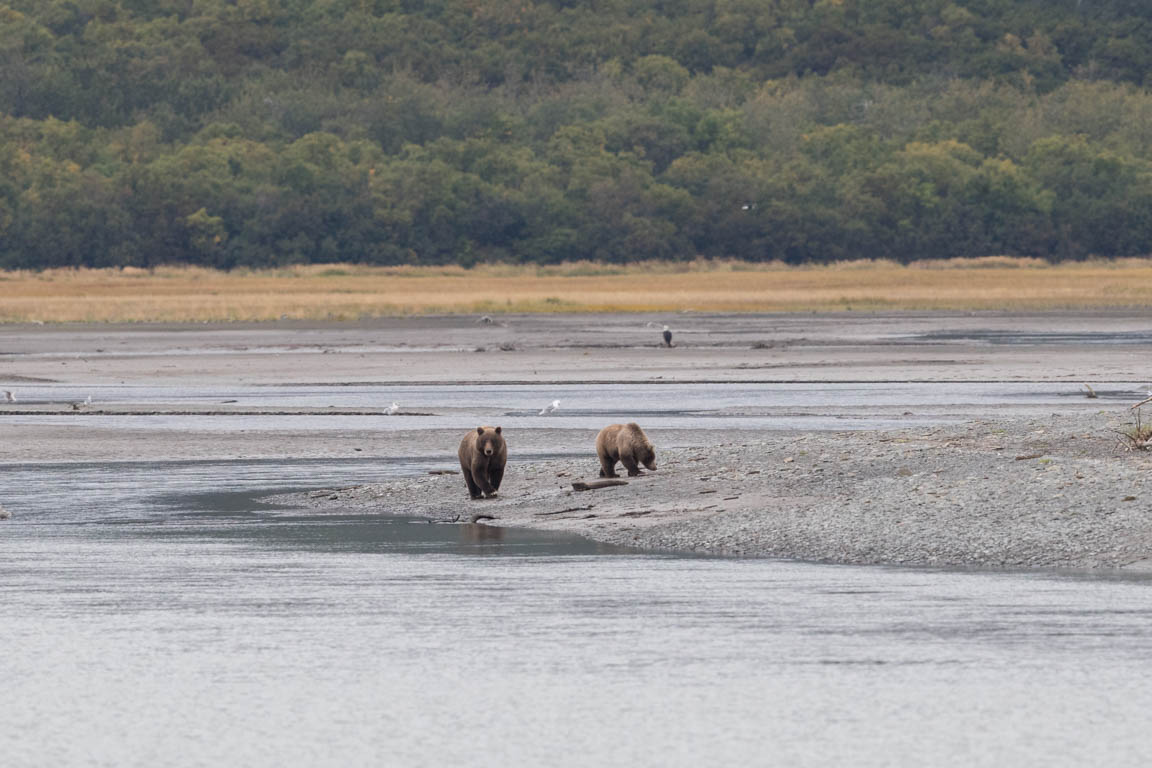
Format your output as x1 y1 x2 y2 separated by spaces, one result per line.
495 426 502 434
476 426 485 435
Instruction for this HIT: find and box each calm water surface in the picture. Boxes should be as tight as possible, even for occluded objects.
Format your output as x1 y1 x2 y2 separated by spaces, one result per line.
4 458 1152 767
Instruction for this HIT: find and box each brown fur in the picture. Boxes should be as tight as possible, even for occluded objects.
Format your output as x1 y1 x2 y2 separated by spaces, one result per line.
596 423 657 478
458 426 507 499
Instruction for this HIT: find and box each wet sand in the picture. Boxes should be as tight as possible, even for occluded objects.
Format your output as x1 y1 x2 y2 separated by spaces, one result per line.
2 311 1151 567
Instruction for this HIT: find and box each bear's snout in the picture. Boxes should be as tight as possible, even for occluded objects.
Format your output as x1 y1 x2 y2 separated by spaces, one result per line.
484 446 493 456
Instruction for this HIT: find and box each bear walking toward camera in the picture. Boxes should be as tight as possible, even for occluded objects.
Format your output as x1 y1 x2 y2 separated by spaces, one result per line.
458 426 507 499
596 423 657 478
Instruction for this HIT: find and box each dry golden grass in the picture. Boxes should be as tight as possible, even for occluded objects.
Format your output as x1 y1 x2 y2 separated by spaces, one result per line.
2 257 1152 323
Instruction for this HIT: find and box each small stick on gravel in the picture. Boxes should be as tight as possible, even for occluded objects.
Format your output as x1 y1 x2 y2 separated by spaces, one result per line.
572 479 628 491
536 505 594 516
469 513 496 523
1015 453 1044 460
1131 395 1152 410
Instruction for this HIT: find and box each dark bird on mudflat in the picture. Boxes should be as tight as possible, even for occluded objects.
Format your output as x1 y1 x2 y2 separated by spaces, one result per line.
662 326 672 347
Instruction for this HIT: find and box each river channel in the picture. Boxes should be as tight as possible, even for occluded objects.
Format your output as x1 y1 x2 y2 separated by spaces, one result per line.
3 454 1152 766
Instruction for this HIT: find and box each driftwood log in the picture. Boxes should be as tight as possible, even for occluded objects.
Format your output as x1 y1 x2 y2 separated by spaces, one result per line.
571 479 628 491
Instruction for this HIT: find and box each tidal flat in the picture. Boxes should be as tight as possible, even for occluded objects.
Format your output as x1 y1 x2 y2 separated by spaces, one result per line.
2 310 1151 566
3 312 1152 766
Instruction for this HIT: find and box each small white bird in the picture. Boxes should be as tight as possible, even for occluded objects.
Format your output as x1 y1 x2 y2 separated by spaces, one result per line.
385 402 400 415
539 399 560 415
3 390 14 403
84 395 93 406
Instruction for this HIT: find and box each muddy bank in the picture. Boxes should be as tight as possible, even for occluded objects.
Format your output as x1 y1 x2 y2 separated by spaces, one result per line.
268 411 1152 569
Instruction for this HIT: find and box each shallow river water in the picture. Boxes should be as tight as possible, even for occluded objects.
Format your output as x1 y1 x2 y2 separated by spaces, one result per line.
4 457 1152 767
5 379 1150 439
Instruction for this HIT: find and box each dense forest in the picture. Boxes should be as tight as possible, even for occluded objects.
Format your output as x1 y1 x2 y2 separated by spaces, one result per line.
4 0 1152 268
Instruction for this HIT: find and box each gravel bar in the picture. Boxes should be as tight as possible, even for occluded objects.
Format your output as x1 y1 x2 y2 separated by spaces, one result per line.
267 411 1152 569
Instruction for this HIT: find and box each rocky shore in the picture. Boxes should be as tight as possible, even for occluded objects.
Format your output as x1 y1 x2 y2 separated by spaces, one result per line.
267 410 1152 569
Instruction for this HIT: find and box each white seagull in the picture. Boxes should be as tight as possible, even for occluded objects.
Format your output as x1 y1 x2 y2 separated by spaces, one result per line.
385 402 400 415
539 399 560 415
84 395 93 406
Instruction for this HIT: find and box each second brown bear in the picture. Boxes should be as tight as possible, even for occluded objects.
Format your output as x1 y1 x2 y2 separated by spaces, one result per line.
596 423 657 477
458 426 507 499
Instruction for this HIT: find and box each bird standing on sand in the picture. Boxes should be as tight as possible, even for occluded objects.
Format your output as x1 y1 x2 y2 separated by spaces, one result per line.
662 326 672 347
385 402 400 415
539 399 560 415
4 390 15 403
84 395 93 406
0 504 10 520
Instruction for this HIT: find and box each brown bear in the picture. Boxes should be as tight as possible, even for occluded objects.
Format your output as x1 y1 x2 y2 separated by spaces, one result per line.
596 423 657 478
458 426 507 499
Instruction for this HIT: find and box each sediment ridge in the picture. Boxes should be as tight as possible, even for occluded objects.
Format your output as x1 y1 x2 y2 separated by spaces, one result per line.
268 411 1152 569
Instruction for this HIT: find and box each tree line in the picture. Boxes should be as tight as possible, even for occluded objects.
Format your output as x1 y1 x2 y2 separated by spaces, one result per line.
3 0 1152 268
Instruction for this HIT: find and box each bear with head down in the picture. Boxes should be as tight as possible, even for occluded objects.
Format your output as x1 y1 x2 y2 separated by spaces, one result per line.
458 426 507 499
596 423 657 478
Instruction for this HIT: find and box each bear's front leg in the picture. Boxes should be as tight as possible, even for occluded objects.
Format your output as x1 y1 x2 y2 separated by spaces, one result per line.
487 464 504 497
472 459 497 498
462 468 483 499
621 456 642 476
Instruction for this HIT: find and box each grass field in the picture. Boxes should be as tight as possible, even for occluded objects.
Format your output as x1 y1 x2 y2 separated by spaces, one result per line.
2 257 1152 323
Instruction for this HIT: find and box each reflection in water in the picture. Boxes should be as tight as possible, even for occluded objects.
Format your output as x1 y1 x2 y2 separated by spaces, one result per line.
460 521 504 548
3 459 1152 767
